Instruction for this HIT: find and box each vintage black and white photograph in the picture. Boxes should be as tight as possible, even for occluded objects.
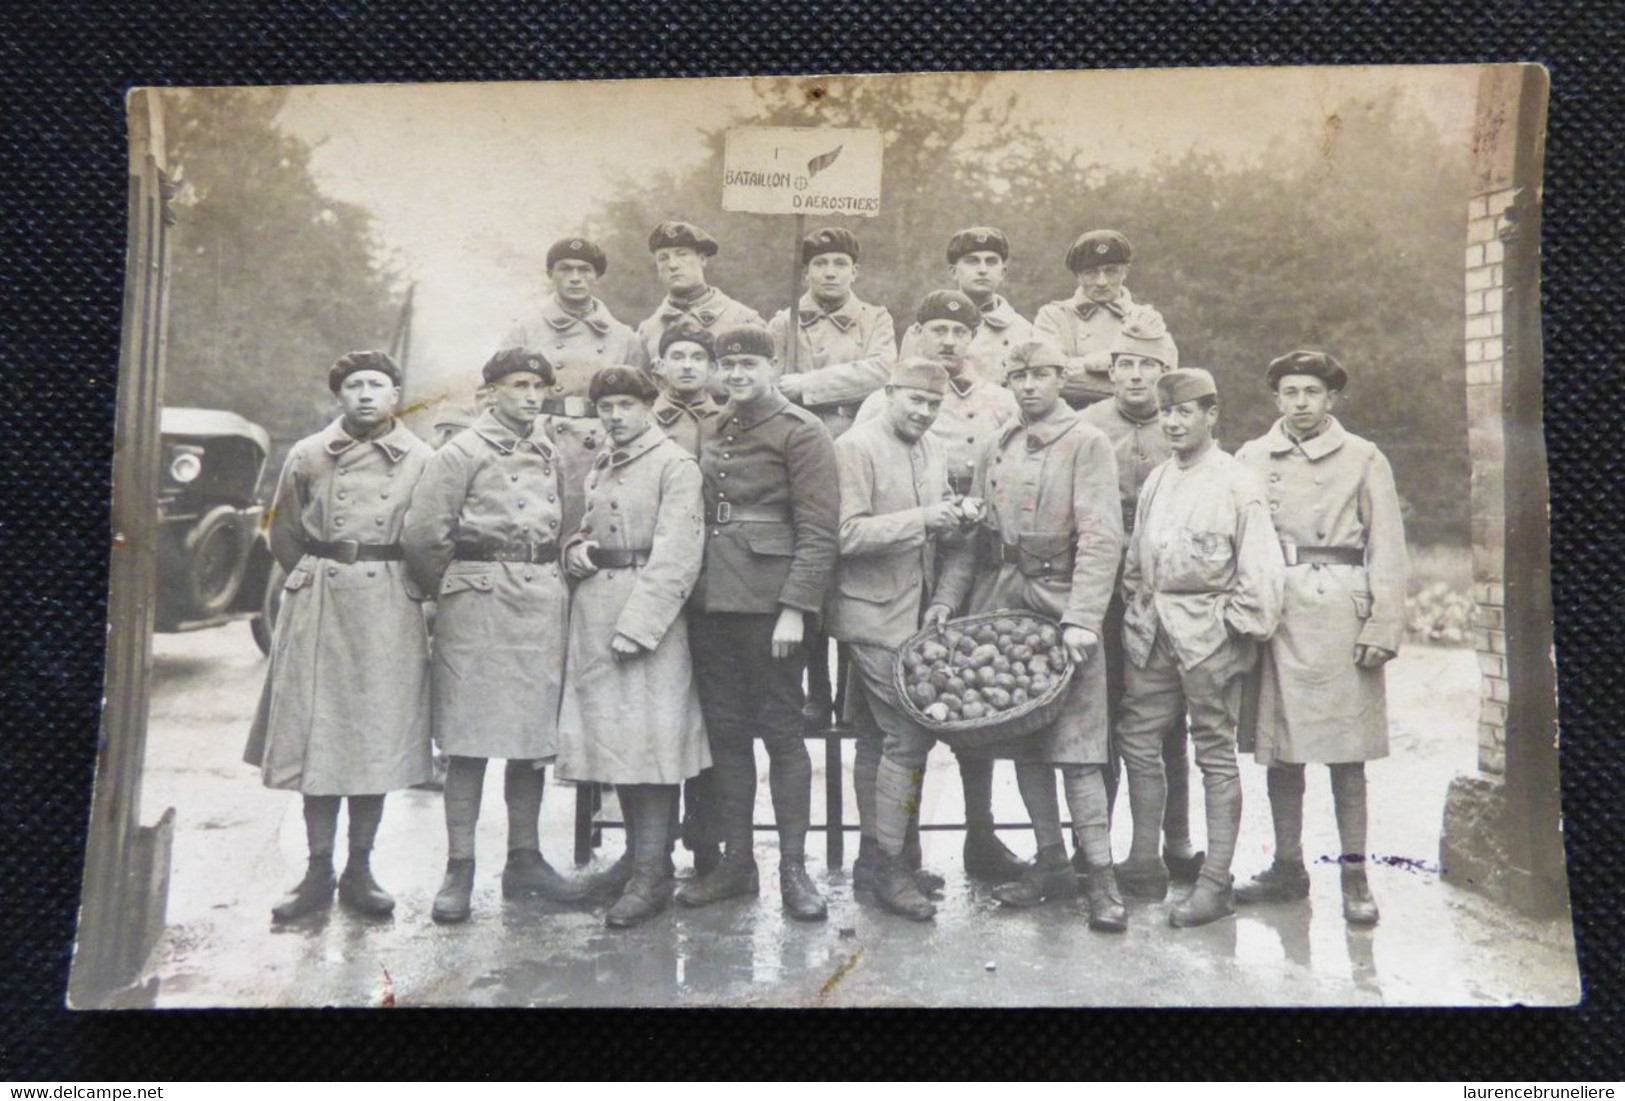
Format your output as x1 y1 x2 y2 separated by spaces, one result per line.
71 63 1576 1009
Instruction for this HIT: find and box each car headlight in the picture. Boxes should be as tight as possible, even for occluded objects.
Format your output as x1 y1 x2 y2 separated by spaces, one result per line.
169 449 203 484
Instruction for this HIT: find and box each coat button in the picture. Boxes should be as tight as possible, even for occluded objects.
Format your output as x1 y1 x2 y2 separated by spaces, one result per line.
523 570 533 582
718 472 727 479
549 494 557 503
512 474 519 482
375 517 385 526
380 491 389 499
367 568 377 577
336 491 347 500
334 517 346 527
1269 502 1279 512
327 567 338 577
518 500 527 509
1269 473 1280 483
549 520 558 529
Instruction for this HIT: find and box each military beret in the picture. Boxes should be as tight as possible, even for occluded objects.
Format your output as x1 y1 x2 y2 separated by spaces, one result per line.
546 237 607 276
888 358 950 394
1065 229 1133 273
328 349 401 393
1267 349 1348 391
1005 340 1067 375
1156 368 1218 407
648 220 719 257
481 347 555 386
1110 306 1179 368
713 324 776 359
947 226 1009 264
915 289 981 329
802 226 859 264
659 322 715 359
588 365 660 406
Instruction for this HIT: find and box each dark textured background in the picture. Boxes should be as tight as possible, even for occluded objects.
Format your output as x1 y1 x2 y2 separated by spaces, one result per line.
2 0 1620 1080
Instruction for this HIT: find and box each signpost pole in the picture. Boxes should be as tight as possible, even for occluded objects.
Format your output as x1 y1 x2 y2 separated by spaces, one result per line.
786 213 804 377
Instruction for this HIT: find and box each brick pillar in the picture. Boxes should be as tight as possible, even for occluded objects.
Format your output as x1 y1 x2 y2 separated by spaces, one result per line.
1439 65 1566 917
1464 187 1514 776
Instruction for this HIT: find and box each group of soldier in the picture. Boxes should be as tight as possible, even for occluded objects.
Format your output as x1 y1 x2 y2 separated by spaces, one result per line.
246 217 1407 940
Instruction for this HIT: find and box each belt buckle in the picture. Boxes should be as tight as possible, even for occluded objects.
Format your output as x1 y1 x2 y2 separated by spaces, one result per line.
715 501 732 524
332 539 361 565
1281 543 1300 567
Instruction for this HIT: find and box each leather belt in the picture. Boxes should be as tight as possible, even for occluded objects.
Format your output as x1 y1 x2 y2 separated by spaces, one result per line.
1283 544 1364 567
541 396 594 418
947 471 974 497
709 502 791 525
304 539 403 564
995 540 1024 566
587 546 652 569
454 544 560 564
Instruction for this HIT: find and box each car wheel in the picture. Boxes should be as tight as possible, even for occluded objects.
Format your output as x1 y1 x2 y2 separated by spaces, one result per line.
186 505 253 617
250 560 286 656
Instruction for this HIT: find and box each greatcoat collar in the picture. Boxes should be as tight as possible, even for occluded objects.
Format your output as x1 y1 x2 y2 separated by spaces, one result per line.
542 295 614 335
977 294 1019 330
1000 402 1082 451
321 417 415 463
796 291 862 330
593 423 669 470
1262 415 1348 461
1068 286 1135 322
724 391 792 432
471 408 558 458
654 392 722 428
656 286 727 327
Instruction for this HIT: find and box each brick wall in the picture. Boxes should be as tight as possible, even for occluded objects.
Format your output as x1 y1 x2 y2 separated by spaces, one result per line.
1465 187 1516 775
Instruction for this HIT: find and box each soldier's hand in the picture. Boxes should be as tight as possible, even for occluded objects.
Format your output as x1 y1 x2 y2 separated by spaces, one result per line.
610 633 646 662
956 496 987 528
1062 625 1100 665
923 501 961 534
565 542 599 579
922 602 954 633
771 605 806 659
1353 644 1395 669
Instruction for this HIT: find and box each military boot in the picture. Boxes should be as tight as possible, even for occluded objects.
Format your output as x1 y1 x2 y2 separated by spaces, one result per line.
271 856 336 923
902 833 947 895
674 851 759 908
963 827 1029 883
502 848 588 903
780 857 829 922
1082 863 1128 934
855 837 946 897
337 849 395 917
1234 860 1311 905
873 851 936 922
1114 857 1170 901
1170 874 1236 928
431 858 475 924
992 843 1079 907
1341 865 1380 926
606 861 675 929
689 842 723 879
586 848 635 901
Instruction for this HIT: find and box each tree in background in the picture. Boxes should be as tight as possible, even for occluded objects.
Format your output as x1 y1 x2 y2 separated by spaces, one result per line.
161 88 401 463
586 77 1469 544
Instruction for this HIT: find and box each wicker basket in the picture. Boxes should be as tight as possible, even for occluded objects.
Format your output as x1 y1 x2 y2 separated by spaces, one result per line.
892 611 1075 751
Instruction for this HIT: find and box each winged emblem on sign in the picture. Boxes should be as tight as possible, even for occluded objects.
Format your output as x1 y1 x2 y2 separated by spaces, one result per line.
807 145 843 180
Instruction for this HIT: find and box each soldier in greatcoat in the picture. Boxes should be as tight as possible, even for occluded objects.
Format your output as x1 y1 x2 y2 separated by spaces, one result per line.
1233 351 1407 926
634 221 764 371
1078 307 1203 888
1119 368 1285 928
933 341 1129 932
648 322 726 874
249 350 433 922
854 291 1026 885
506 237 645 538
830 359 975 920
650 324 725 459
767 227 898 735
1033 230 1176 410
557 367 710 928
402 348 584 923
898 226 1034 383
674 324 839 923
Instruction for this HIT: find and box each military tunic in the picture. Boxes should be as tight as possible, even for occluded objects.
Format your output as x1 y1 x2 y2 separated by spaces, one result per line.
853 373 1019 494
1032 288 1149 409
935 406 1123 764
651 390 724 458
768 293 897 438
506 296 644 539
1235 417 1407 764
1079 397 1170 535
250 418 434 795
402 410 570 761
635 286 764 372
898 294 1033 383
557 425 711 784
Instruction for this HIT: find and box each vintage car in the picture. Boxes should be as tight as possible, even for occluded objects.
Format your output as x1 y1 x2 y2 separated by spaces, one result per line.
156 407 283 654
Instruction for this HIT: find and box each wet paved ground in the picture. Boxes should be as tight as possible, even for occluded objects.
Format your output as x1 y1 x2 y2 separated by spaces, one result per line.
136 626 1580 1008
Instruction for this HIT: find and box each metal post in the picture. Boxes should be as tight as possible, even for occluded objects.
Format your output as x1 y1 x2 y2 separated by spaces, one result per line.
786 213 804 376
